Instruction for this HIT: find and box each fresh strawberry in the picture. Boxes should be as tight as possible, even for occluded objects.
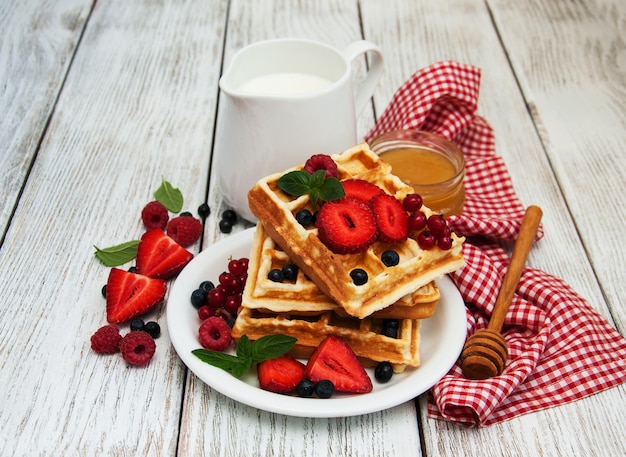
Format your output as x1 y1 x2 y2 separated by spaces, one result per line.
315 197 378 254
303 154 338 178
304 336 372 393
135 228 193 279
105 268 167 324
257 355 306 394
342 179 385 202
370 194 409 244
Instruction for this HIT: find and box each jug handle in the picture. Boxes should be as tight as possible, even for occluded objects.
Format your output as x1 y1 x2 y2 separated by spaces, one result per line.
342 40 384 115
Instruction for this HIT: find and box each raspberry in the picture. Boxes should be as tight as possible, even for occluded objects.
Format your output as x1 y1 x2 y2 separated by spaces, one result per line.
119 331 156 366
303 154 339 178
141 201 169 230
90 324 122 354
166 215 202 247
198 316 232 351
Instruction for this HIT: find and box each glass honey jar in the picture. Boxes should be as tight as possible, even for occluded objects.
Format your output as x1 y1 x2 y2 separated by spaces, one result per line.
369 130 465 216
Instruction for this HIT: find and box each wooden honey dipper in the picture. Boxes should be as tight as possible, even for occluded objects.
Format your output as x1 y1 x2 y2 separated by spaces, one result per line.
460 205 543 380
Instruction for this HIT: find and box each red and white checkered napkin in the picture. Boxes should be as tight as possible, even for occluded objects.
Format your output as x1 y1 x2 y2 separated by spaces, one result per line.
366 61 626 427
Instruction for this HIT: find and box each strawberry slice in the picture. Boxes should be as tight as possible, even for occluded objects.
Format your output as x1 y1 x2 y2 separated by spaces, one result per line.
257 355 306 393
370 194 409 244
342 179 385 202
135 228 194 279
106 268 167 324
315 197 378 254
304 336 372 393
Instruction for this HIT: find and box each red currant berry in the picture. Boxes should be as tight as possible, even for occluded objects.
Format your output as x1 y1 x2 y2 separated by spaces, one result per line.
408 211 427 231
198 305 213 321
403 194 423 212
438 236 453 250
417 231 437 250
427 214 448 237
208 287 227 307
228 259 246 277
238 258 249 270
218 271 234 287
224 295 242 314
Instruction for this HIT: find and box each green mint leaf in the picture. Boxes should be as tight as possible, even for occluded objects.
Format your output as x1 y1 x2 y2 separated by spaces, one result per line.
235 335 253 360
319 177 345 202
93 240 140 266
191 349 251 379
309 188 320 206
309 169 326 188
154 178 183 213
277 170 312 197
251 334 297 363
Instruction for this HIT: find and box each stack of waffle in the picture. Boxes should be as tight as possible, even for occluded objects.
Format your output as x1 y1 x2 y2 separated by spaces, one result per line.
232 143 464 371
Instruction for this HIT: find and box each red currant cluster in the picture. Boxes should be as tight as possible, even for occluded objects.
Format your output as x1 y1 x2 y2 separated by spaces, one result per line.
402 194 454 250
190 257 249 324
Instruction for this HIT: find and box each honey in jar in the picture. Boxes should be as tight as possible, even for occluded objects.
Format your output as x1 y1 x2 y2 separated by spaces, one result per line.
369 130 465 216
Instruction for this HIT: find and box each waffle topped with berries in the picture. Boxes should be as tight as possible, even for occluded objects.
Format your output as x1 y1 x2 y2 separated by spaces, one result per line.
247 142 464 319
231 305 422 372
243 222 440 320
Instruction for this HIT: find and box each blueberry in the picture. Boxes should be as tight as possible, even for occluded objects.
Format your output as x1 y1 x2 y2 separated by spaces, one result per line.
180 211 193 217
295 209 314 227
190 288 207 308
143 321 161 338
315 380 335 399
130 318 145 332
128 266 137 273
268 269 284 283
282 264 298 281
374 362 394 383
101 284 107 298
221 209 238 223
199 280 215 293
296 379 315 398
197 203 211 219
350 268 368 285
219 219 233 233
381 326 398 338
383 319 399 329
381 250 400 267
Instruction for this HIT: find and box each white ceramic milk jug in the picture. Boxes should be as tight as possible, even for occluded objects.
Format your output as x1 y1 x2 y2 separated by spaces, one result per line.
213 38 384 222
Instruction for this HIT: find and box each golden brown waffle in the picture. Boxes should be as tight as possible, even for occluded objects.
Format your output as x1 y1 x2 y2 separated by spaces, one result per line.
247 142 464 318
244 223 440 320
231 306 421 372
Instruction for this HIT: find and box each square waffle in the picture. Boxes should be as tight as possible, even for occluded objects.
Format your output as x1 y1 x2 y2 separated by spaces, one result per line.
247 142 464 318
231 306 421 372
243 223 440 320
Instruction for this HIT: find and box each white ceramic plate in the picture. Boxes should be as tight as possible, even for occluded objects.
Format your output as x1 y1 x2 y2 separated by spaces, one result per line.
167 227 467 418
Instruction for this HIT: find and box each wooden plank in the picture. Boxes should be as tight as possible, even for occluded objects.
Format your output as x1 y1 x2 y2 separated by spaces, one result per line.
0 0 92 237
488 0 626 333
360 0 626 456
0 1 228 455
180 1 423 456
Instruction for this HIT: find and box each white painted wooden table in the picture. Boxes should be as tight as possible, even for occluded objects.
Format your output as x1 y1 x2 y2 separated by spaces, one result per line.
1 1 624 456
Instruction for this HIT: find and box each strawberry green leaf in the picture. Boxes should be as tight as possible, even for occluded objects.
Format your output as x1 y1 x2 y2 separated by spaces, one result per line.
154 178 183 213
94 240 140 266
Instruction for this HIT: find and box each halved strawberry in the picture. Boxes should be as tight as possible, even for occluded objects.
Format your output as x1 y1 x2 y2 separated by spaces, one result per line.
257 355 306 393
342 179 385 202
370 194 409 244
106 268 167 324
304 336 372 393
315 197 378 254
135 228 194 279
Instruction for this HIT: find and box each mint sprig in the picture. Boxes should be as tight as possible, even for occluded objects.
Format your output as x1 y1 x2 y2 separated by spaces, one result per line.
154 177 183 213
94 240 140 266
192 334 297 379
277 170 344 206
